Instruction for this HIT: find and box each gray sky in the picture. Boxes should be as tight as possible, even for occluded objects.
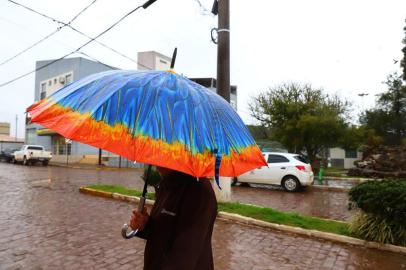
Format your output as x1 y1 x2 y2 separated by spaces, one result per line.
1 0 405 138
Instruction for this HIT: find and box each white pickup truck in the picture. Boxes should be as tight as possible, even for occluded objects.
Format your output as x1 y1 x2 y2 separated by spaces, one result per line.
13 145 52 166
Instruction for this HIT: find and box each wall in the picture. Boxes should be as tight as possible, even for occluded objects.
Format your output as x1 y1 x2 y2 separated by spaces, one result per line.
329 147 362 169
0 141 23 151
0 122 10 135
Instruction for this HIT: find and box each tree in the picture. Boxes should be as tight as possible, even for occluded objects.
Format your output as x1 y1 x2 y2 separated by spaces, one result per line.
361 73 406 145
401 19 406 81
249 83 350 163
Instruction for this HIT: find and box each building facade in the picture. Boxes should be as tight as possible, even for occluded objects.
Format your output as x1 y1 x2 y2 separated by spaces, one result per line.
328 147 362 169
137 51 171 70
0 134 24 152
26 57 117 163
0 122 10 135
189 78 237 110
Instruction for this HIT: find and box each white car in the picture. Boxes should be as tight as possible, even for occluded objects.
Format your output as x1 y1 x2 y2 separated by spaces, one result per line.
234 152 314 192
13 145 52 166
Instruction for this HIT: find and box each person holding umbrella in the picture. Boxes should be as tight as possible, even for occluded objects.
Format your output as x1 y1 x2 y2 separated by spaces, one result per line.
27 68 266 269
130 166 217 270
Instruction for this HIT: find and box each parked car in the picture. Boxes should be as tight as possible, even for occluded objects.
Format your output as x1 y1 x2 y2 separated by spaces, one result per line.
234 152 314 192
13 145 52 166
0 149 18 163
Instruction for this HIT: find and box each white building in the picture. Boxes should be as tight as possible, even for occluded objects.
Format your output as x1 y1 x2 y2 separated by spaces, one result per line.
328 147 362 169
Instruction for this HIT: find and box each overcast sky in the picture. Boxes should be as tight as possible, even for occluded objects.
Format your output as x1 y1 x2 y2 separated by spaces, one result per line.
0 0 405 138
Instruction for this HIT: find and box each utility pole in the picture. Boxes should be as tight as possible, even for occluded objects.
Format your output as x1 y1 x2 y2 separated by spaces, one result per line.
213 0 232 202
98 148 102 166
15 114 18 141
216 0 230 102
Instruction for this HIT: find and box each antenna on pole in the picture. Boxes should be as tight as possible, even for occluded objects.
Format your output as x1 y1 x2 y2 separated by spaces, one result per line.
15 114 18 141
170 47 177 69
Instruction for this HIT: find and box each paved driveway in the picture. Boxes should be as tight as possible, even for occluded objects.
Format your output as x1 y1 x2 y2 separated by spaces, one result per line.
0 163 405 270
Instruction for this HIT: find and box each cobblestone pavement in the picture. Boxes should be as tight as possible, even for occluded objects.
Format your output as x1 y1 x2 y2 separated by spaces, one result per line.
1 163 406 270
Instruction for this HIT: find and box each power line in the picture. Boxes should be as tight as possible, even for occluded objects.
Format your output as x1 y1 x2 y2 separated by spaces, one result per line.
6 0 61 23
4 0 150 70
77 51 117 70
1 0 99 66
193 0 213 16
0 28 60 65
0 2 154 88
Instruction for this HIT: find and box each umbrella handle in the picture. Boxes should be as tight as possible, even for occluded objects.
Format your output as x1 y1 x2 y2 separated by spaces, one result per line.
121 165 150 240
121 197 146 239
121 224 138 239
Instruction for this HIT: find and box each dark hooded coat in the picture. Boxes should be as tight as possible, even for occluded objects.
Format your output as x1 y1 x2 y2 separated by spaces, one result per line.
138 171 217 270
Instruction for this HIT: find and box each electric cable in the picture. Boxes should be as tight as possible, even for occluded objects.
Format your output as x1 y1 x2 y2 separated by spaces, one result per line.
0 1 154 88
1 0 98 66
4 0 151 70
193 0 213 16
77 51 117 70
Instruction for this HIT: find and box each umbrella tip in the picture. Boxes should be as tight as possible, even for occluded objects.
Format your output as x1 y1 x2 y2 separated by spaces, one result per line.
170 47 177 69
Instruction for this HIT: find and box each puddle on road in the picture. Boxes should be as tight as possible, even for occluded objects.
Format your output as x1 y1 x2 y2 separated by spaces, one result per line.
29 179 52 188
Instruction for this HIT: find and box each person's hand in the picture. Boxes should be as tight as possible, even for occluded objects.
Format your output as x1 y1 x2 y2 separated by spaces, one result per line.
130 207 149 231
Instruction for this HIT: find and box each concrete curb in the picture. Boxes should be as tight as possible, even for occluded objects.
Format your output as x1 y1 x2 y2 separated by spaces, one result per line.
310 185 350 192
51 163 143 172
323 176 376 182
79 187 406 255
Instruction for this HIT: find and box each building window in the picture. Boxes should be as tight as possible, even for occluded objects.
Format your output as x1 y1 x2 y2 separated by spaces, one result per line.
48 80 52 86
26 129 36 144
40 91 46 100
159 59 167 64
41 82 46 92
54 78 57 84
65 74 72 84
345 149 357 159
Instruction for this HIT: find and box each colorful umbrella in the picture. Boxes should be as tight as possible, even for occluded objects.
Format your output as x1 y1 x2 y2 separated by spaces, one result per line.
27 69 266 180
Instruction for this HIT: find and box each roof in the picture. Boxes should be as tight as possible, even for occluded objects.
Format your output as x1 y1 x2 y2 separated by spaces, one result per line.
189 77 237 94
0 134 24 143
262 152 298 156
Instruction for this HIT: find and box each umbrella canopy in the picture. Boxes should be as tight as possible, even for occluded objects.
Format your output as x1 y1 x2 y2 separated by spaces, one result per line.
27 70 266 178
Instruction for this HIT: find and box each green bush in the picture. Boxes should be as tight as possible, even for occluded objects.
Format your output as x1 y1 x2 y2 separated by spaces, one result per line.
348 179 406 246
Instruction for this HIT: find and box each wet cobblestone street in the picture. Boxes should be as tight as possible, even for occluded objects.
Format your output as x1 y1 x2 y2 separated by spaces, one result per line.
1 163 405 269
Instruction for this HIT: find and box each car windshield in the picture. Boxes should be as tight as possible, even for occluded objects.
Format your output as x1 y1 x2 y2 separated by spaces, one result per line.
27 146 43 150
293 155 309 164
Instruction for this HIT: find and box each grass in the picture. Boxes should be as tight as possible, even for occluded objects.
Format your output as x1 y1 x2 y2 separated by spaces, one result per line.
85 184 351 237
218 202 350 236
86 184 155 200
323 167 349 177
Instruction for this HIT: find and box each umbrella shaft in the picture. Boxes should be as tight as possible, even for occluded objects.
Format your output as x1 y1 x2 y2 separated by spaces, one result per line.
138 164 152 212
138 197 146 212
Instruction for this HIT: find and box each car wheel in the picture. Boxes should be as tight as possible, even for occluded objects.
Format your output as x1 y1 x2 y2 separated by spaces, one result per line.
42 160 49 166
23 156 29 166
282 176 300 192
231 177 238 186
